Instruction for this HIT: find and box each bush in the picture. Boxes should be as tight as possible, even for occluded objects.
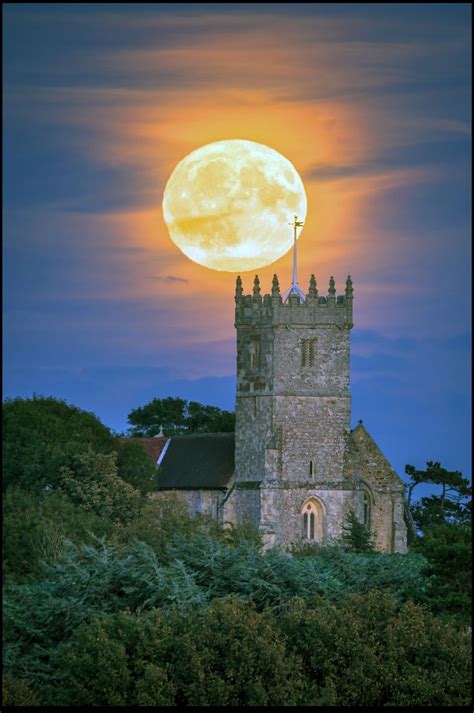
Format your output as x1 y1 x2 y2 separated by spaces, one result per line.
24 593 473 707
411 523 472 625
47 610 175 706
341 508 375 553
2 396 116 492
3 529 469 706
2 487 115 579
58 451 143 524
111 491 224 560
49 599 306 706
277 590 472 706
2 673 39 706
115 440 158 494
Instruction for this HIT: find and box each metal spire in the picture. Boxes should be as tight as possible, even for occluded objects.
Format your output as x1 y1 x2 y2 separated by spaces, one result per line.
282 214 306 302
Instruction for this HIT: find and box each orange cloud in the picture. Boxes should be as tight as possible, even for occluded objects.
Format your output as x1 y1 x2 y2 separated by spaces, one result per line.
6 10 466 356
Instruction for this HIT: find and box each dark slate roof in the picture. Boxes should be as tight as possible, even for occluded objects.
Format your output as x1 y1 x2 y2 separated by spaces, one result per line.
157 432 235 490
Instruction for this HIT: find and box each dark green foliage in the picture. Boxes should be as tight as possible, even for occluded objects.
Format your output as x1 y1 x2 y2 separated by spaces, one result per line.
156 597 307 706
50 600 306 706
3 536 428 690
412 494 472 530
58 451 143 524
127 396 235 436
405 461 471 530
2 673 39 706
48 611 175 706
2 487 115 579
185 400 235 434
115 439 158 494
411 523 472 624
7 583 471 706
3 402 472 708
289 541 323 556
128 396 187 436
111 491 224 560
2 395 116 492
341 508 375 553
2 396 155 495
277 590 471 706
404 460 472 626
3 523 470 707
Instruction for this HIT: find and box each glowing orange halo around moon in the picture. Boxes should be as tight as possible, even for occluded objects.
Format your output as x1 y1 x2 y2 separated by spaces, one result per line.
162 139 307 272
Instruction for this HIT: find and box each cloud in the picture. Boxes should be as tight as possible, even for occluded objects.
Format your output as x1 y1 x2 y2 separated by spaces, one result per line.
154 275 189 284
3 5 470 478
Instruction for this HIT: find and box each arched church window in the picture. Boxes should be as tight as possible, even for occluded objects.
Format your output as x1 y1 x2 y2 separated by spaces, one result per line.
302 500 320 540
363 491 371 527
309 460 314 477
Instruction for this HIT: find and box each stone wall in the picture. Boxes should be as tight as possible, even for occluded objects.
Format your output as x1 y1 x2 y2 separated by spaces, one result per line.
350 423 407 553
272 395 351 484
224 486 261 529
232 275 407 555
154 489 222 522
260 485 357 548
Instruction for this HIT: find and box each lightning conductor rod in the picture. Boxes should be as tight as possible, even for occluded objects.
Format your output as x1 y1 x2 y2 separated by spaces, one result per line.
289 214 304 292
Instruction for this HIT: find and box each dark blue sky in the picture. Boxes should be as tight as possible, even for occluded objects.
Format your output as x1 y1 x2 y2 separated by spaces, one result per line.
3 4 471 485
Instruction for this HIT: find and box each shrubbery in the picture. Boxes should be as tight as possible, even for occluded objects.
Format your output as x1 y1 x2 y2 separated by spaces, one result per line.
2 487 115 579
49 600 307 706
411 523 472 624
278 591 471 706
2 395 156 493
2 396 472 706
11 591 470 707
3 513 472 707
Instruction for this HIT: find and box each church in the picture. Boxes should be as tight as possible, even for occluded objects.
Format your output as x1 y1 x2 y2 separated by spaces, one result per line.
134 270 409 554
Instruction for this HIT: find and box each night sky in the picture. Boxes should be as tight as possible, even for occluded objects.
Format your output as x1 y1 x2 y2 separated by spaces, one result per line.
3 4 471 482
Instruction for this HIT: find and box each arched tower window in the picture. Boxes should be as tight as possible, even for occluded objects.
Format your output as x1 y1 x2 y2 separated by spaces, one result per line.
301 498 324 541
309 460 314 478
363 491 371 527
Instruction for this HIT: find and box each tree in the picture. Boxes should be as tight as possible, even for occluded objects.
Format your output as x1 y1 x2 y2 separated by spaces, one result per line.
411 523 471 624
2 674 39 706
405 461 471 625
127 397 235 437
115 440 158 494
277 591 471 706
58 451 143 524
405 461 471 531
51 600 307 707
3 487 115 579
2 396 154 494
341 509 375 553
186 400 235 434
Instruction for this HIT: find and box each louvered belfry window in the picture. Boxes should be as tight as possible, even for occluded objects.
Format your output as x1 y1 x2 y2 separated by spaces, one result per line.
250 338 260 370
301 338 316 367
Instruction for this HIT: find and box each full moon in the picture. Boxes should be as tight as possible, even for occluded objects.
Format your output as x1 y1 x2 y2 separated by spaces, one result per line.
162 139 307 272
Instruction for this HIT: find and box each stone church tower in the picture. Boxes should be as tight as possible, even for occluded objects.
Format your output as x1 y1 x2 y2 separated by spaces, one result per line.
229 273 407 552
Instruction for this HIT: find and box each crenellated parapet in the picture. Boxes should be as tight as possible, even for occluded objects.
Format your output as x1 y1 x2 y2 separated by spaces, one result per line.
235 274 353 328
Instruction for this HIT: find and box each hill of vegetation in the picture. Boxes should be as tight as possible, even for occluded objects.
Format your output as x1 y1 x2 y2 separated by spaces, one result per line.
2 396 471 707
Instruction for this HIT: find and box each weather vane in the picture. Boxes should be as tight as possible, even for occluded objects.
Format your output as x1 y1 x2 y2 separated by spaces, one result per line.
282 214 306 302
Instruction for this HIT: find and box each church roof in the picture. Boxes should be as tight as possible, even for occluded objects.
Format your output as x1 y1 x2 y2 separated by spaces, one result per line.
155 432 234 490
127 423 403 492
121 436 168 464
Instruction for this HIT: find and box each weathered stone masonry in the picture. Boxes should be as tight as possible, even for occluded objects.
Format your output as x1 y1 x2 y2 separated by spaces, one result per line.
226 273 407 553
